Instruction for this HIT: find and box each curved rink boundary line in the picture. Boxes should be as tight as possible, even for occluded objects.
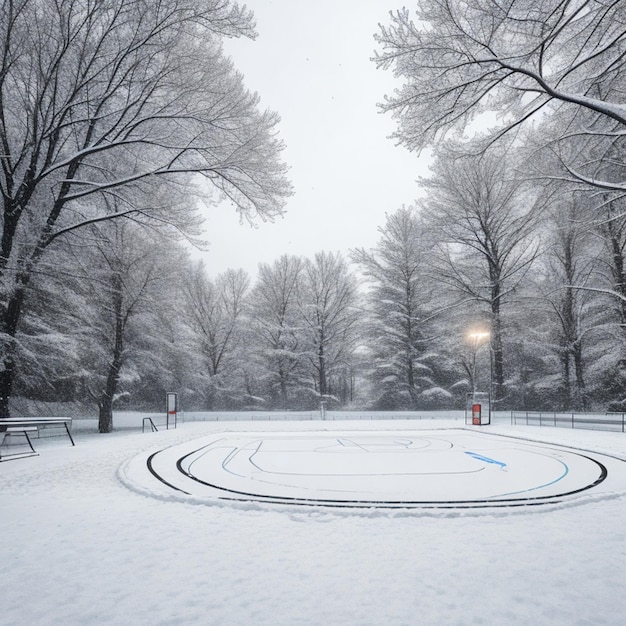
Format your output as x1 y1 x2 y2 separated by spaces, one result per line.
142 429 623 510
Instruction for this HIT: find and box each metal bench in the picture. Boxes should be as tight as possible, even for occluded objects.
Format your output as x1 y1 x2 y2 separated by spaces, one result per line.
0 417 74 462
0 425 38 461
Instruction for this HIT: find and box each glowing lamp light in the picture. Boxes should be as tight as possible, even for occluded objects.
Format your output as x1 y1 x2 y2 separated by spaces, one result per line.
468 331 490 343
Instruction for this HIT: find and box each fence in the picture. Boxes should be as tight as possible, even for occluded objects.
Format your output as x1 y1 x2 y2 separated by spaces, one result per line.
180 410 467 423
510 411 626 432
134 409 626 433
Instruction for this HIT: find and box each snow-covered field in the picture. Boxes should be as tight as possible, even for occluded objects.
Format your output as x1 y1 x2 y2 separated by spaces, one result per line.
2 415 626 625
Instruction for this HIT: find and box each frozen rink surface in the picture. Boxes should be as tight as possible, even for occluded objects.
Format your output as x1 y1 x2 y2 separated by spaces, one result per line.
127 428 626 510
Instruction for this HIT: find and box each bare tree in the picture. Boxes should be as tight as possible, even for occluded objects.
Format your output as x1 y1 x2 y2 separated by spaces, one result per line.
0 0 291 415
537 195 598 410
584 194 626 407
182 264 249 409
593 196 626 323
100 223 180 432
247 255 305 409
299 252 360 405
422 144 540 405
374 1 626 188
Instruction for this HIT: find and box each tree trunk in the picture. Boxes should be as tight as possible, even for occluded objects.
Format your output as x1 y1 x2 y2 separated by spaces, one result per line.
98 342 123 433
0 360 15 417
98 277 125 433
607 219 626 324
98 395 114 434
318 344 327 397
561 351 572 410
405 290 419 407
278 363 288 409
0 276 30 417
490 277 504 405
573 341 586 411
491 326 504 405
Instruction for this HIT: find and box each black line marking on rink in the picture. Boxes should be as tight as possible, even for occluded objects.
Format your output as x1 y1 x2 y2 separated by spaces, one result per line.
141 430 621 510
147 451 190 495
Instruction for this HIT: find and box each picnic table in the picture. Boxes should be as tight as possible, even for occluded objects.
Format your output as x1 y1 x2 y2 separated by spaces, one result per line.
0 417 74 461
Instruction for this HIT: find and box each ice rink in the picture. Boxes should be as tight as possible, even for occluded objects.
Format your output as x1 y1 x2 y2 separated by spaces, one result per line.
128 428 626 510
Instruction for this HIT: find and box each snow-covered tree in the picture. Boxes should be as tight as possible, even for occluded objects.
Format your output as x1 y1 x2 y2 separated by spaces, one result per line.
0 0 291 416
581 194 626 408
520 194 598 410
246 255 307 409
422 144 540 405
182 264 250 409
298 252 360 406
67 219 184 432
374 1 626 190
352 207 449 409
8 244 88 405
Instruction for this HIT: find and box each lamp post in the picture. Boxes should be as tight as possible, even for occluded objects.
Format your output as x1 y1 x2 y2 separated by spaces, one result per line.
468 331 490 398
467 330 493 425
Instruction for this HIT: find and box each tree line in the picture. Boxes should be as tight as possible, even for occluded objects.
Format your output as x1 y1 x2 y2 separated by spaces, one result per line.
4 1 626 429
9 178 626 425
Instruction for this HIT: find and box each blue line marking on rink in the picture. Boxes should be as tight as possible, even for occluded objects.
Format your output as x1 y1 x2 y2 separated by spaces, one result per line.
496 456 570 497
465 451 507 469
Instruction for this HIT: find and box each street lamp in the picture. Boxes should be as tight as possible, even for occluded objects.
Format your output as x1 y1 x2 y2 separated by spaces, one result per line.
467 330 491 425
467 331 490 396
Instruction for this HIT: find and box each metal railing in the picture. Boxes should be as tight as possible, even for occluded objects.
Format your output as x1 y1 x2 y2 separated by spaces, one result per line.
510 411 626 432
181 410 466 422
142 416 159 433
136 409 626 433
141 414 177 432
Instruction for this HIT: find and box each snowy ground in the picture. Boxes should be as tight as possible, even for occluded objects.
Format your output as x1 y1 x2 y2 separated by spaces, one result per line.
2 415 626 625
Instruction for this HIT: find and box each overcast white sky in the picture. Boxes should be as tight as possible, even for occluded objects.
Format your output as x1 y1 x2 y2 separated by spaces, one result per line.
196 1 431 278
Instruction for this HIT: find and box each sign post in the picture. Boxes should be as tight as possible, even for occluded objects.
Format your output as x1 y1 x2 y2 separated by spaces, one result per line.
166 392 178 430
